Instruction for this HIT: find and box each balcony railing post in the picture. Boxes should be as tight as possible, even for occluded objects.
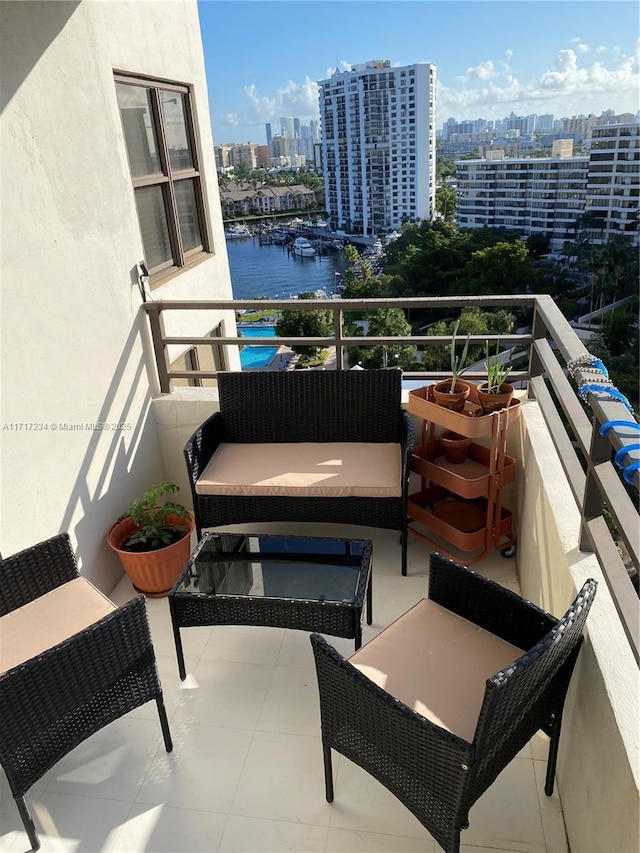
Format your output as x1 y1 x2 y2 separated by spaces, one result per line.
581 416 611 552
145 302 171 394
528 303 546 396
333 307 344 370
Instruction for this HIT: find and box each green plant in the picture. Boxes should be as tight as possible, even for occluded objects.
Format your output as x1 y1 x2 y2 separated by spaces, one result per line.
484 342 512 393
447 319 471 393
119 482 191 551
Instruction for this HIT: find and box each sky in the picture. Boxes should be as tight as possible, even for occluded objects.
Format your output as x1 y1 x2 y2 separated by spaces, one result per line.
197 0 640 145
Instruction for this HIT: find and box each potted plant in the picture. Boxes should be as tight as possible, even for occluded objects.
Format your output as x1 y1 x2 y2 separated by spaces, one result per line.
432 319 472 412
107 482 194 597
477 342 514 414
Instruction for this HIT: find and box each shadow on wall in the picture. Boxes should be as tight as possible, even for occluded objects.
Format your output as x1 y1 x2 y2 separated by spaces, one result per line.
0 1 81 114
65 318 164 592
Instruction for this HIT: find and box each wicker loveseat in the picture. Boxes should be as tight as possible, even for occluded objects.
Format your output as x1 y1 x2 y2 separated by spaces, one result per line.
184 370 414 574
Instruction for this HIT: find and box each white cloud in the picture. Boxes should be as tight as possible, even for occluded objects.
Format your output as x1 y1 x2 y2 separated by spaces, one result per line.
459 60 498 82
244 84 277 123
439 45 640 119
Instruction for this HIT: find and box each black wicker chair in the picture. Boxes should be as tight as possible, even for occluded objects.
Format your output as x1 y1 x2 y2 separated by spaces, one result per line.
0 534 173 851
184 370 414 574
310 552 597 853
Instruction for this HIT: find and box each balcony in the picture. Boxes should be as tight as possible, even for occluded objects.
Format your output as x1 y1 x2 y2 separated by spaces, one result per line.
2 296 638 853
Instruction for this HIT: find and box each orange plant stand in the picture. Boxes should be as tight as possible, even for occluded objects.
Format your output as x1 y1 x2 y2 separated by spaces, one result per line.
407 384 520 564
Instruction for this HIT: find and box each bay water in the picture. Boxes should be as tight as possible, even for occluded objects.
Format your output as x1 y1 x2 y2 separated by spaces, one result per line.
226 236 349 300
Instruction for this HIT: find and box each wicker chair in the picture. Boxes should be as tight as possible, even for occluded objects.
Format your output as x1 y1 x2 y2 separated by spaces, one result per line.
184 370 413 575
0 534 173 851
310 552 597 853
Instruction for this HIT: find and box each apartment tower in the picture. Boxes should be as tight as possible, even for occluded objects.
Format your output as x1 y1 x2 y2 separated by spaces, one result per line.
318 59 436 235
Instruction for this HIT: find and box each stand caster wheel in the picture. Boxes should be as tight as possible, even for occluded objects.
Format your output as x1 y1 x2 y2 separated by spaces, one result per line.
501 545 516 559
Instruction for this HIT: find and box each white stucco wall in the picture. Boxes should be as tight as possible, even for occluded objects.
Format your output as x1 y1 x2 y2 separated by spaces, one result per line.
515 404 639 853
0 1 237 589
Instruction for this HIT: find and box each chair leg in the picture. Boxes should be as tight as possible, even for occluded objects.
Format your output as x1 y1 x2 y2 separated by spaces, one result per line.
401 528 408 576
156 695 174 752
16 796 40 851
323 743 334 803
545 712 563 795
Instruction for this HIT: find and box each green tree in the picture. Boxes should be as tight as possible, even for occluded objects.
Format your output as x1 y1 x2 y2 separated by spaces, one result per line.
347 309 416 370
435 184 456 223
458 241 537 295
232 160 251 184
274 293 333 359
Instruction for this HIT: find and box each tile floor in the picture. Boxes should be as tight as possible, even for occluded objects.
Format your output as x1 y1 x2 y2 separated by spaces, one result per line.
1 523 568 853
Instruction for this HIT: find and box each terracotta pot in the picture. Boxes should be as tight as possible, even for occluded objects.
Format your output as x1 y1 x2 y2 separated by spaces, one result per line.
107 512 194 597
476 382 514 415
432 379 471 413
439 431 472 464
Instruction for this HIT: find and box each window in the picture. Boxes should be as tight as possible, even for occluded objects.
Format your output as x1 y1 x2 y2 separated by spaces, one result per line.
115 74 210 284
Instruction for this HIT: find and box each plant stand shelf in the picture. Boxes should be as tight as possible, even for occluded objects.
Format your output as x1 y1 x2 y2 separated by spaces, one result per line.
407 385 520 564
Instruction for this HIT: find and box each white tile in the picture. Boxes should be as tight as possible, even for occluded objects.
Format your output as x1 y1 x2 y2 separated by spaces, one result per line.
256 666 320 736
463 759 546 852
44 717 164 803
460 846 525 853
175 658 274 730
1 785 26 853
201 624 285 665
135 723 252 814
27 790 132 852
277 627 318 668
230 731 333 826
326 826 435 852
109 803 228 852
326 757 431 840
219 815 327 852
533 759 569 853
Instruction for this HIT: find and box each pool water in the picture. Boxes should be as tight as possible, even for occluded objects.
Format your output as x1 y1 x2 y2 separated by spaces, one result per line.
238 325 278 369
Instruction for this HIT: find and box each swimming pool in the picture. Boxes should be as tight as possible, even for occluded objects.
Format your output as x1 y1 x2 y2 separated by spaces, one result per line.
238 325 278 369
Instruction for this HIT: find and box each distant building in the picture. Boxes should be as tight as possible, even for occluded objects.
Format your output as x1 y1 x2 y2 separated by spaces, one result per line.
585 122 639 244
319 59 437 235
455 122 639 249
265 123 272 145
455 143 588 250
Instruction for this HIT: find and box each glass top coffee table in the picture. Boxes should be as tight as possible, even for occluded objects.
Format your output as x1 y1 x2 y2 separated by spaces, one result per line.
169 532 373 680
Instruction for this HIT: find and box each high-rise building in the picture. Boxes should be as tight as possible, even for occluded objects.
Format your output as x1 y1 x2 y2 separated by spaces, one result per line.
318 59 437 235
280 116 295 139
265 123 272 145
585 122 639 244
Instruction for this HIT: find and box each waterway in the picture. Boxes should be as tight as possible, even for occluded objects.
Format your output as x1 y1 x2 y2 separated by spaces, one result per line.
226 236 349 300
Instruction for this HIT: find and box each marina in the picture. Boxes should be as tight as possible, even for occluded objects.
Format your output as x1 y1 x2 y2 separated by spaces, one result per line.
226 231 351 300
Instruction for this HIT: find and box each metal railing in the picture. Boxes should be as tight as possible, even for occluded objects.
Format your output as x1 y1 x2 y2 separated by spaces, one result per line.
142 294 639 662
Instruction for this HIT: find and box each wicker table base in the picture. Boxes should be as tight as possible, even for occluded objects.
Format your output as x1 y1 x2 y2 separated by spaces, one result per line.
169 532 373 680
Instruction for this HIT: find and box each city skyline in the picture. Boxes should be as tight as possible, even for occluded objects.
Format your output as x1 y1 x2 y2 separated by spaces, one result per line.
198 0 639 145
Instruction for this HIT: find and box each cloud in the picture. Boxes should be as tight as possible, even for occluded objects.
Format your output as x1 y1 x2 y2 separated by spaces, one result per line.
244 84 277 123
439 45 640 119
458 60 498 82
325 60 351 76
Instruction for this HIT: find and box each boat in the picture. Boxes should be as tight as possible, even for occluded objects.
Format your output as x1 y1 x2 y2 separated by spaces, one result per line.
225 223 251 239
291 237 316 258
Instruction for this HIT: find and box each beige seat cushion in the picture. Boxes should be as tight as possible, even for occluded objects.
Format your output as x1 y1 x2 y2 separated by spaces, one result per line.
0 578 117 675
349 598 524 743
195 442 403 498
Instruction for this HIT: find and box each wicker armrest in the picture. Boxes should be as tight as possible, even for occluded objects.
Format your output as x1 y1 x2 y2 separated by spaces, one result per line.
184 411 226 487
428 552 556 651
400 409 414 471
0 533 79 616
